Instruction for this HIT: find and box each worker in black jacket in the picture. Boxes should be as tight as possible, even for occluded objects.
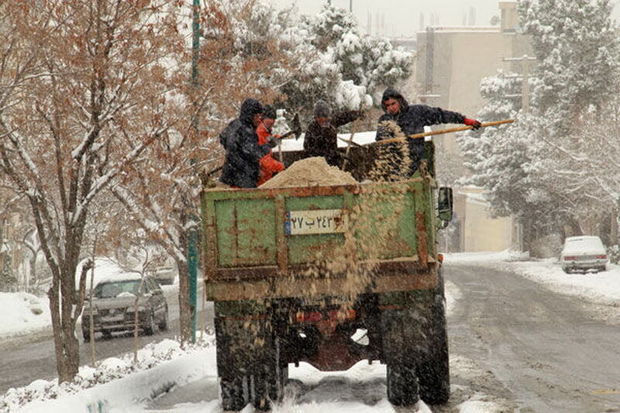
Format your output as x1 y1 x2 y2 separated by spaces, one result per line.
303 100 363 167
376 88 481 177
219 98 277 188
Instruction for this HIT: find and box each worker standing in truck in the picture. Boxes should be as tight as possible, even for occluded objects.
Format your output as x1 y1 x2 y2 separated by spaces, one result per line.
219 98 278 188
256 105 285 186
375 88 481 178
302 100 364 168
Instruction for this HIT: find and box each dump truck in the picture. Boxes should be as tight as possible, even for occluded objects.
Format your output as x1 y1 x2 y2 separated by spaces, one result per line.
201 162 454 411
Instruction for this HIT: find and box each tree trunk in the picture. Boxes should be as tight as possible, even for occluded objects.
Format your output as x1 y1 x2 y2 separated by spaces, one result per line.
49 261 91 383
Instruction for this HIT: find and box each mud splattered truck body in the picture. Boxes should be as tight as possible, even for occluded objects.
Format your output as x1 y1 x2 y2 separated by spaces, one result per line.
201 177 451 410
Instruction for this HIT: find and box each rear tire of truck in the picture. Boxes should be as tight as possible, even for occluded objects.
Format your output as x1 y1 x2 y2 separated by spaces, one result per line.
387 363 419 406
220 376 246 411
382 304 421 407
215 305 286 411
416 294 450 405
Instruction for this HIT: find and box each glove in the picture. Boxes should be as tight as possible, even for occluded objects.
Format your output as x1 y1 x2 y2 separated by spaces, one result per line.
464 118 482 130
266 135 279 148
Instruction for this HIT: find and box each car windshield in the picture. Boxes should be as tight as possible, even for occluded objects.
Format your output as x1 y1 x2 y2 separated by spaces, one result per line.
93 280 141 298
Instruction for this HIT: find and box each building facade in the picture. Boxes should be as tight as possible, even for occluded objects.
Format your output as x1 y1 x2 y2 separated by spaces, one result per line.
414 1 532 252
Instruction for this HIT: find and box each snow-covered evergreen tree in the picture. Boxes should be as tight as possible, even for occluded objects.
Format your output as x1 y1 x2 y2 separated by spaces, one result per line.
520 0 619 136
460 0 620 250
302 5 412 98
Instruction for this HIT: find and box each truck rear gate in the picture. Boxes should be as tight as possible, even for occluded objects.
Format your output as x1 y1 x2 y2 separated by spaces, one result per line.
201 178 450 410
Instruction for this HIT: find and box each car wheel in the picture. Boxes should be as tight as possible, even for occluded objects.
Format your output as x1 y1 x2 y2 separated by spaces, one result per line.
158 306 169 331
144 311 156 335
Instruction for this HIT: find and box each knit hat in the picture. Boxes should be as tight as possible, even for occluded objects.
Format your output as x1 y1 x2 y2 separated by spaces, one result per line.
263 105 277 120
313 100 331 118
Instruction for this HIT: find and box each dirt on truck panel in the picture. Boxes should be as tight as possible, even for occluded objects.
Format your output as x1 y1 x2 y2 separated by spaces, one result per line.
201 154 450 411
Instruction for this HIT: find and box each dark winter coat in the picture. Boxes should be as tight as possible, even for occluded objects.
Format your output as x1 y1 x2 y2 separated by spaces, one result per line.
219 99 271 188
376 88 465 176
303 110 362 167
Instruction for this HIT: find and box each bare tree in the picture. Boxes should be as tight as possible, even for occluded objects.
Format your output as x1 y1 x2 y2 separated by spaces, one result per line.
0 1 186 382
105 0 291 343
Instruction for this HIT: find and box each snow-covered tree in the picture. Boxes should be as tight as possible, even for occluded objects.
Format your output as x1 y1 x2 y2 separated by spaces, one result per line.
0 1 186 382
459 0 620 251
520 0 619 135
279 4 410 117
302 5 412 98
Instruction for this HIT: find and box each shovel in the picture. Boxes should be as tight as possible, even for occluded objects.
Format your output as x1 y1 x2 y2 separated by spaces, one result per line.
375 119 514 145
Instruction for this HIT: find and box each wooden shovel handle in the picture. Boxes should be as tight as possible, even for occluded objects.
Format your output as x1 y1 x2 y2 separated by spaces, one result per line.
375 119 515 145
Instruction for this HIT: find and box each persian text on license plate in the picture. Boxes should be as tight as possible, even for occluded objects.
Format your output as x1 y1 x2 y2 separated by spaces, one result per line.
285 209 347 235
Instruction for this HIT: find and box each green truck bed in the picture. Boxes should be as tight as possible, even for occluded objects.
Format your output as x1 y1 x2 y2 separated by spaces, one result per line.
201 178 439 301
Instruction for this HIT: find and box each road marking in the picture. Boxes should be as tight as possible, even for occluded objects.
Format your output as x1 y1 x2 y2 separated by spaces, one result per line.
591 389 620 395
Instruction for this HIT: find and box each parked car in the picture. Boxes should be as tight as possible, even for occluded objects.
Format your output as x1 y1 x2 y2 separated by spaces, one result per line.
560 235 608 273
81 275 168 341
153 265 177 286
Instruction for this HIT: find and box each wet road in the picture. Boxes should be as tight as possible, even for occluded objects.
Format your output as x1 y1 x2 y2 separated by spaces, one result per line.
3 264 619 413
0 286 212 394
444 263 620 412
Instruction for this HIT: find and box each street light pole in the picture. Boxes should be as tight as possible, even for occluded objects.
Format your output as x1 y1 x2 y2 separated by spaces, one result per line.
188 0 200 344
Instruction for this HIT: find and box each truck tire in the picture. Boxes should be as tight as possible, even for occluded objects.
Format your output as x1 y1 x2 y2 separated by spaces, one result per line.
387 363 419 406
381 303 421 407
214 303 286 411
220 376 246 411
416 294 450 404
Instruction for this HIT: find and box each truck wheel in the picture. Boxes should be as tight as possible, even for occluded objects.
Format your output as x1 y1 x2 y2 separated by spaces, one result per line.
220 376 246 411
381 305 421 407
387 363 419 406
215 305 285 411
416 294 450 405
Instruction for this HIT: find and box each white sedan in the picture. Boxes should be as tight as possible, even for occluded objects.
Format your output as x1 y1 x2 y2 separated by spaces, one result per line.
560 235 608 273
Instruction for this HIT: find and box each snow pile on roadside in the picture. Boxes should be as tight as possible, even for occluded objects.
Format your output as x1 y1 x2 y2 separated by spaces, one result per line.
445 250 620 307
1 338 214 412
0 293 51 339
445 250 529 263
509 260 620 305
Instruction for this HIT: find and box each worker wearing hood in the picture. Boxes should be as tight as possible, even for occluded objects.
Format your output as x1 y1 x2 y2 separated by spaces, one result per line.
376 88 480 177
219 98 277 188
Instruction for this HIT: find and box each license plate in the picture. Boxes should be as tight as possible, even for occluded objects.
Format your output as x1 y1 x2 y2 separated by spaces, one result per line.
285 209 347 235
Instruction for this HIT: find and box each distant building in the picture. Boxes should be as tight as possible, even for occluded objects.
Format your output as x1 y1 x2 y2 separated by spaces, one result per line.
414 1 532 252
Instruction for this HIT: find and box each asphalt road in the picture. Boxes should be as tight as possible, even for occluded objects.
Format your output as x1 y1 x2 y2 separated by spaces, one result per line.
442 263 620 413
0 286 212 394
3 265 619 413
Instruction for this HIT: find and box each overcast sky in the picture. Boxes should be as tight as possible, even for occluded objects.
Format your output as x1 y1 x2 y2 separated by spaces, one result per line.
269 0 620 37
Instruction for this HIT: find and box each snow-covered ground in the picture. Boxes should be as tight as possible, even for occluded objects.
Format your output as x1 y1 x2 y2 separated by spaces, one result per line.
1 252 618 413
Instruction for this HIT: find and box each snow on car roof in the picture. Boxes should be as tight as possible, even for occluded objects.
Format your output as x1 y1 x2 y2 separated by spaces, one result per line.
562 236 605 253
75 257 144 288
565 236 603 243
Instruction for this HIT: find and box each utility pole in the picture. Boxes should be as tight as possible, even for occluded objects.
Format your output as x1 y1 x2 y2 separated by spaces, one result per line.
350 0 352 12
502 55 537 113
188 0 200 344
